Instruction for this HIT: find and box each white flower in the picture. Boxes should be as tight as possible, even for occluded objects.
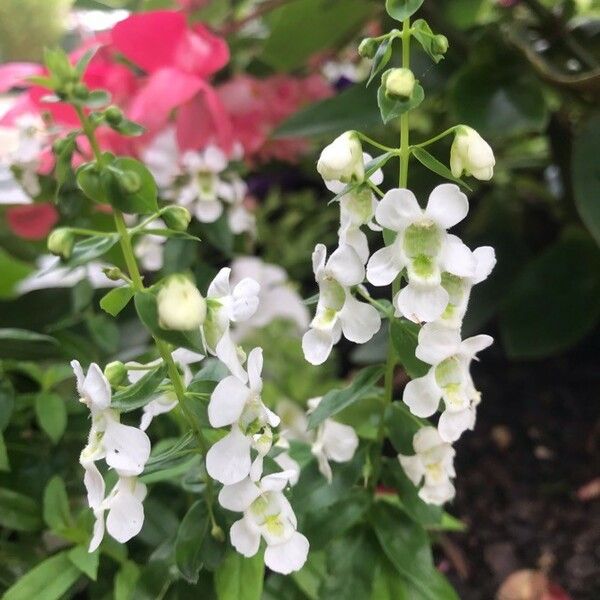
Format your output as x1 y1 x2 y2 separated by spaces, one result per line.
204 267 260 381
218 176 255 235
229 257 309 339
206 348 280 484
367 184 475 323
157 275 206 331
317 131 364 184
141 127 181 188
307 397 359 482
450 126 495 181
273 436 301 486
398 427 456 505
134 218 166 272
403 324 493 442
302 243 381 365
218 471 309 574
439 246 496 328
0 164 30 204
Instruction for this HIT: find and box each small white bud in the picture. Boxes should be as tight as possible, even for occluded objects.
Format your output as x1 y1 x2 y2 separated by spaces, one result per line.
316 131 364 184
157 275 206 330
450 126 495 181
385 68 416 99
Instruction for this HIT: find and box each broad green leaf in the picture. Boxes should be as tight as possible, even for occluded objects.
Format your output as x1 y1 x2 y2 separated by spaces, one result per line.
411 19 446 63
500 228 600 358
385 402 422 456
114 561 140 600
82 89 111 109
68 545 99 580
214 548 264 600
411 147 471 190
111 364 168 412
198 213 233 255
63 234 119 269
76 162 112 205
390 319 429 379
100 286 134 317
105 157 158 215
261 0 374 72
0 248 33 298
367 36 394 86
3 551 81 600
85 313 120 353
35 392 67 444
276 84 380 139
72 279 94 313
307 366 384 429
370 556 410 600
0 328 56 344
292 552 326 600
0 379 15 431
377 73 424 124
385 0 424 21
43 476 72 532
370 502 459 600
108 117 145 137
0 487 42 531
174 500 210 583
0 432 9 472
572 113 600 245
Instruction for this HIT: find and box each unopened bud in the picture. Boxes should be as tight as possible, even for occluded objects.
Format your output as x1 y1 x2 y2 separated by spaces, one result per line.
432 34 449 56
385 68 416 100
104 361 127 387
47 228 75 259
211 524 225 542
103 266 125 281
358 38 378 59
117 170 141 193
73 83 89 100
105 105 124 126
162 206 191 232
157 275 206 331
317 131 364 184
450 126 495 181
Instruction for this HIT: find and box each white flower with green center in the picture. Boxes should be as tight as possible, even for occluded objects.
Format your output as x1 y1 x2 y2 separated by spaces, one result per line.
206 348 280 485
439 246 496 328
218 471 309 574
317 131 365 184
302 243 381 365
402 323 493 442
398 426 456 505
450 126 495 181
203 267 260 381
367 184 476 323
218 176 255 235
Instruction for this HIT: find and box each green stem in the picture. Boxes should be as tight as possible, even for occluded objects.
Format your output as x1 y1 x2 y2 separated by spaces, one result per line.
355 132 400 154
411 125 460 150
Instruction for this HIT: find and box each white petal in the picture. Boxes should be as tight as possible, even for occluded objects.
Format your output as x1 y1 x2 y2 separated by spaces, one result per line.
460 334 494 358
325 179 345 194
89 509 105 552
403 371 440 418
215 330 248 383
302 328 334 365
425 184 468 229
106 490 144 543
230 278 260 322
366 240 403 286
315 450 333 483
412 426 445 454
398 454 425 486
274 454 300 486
320 421 358 463
83 461 105 510
472 246 496 284
261 471 295 492
419 480 455 505
246 347 263 392
83 363 111 411
395 284 449 323
230 517 261 557
264 532 309 574
71 360 85 396
208 376 250 428
340 227 369 265
312 244 327 278
440 235 476 278
171 348 205 366
264 406 281 428
218 477 260 512
206 427 252 485
327 244 365 287
103 422 151 476
207 267 231 298
376 188 422 231
194 200 223 223
416 323 462 365
339 293 381 344
438 408 475 442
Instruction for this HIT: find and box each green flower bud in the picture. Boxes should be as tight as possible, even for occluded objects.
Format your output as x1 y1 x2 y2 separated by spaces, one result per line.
73 83 89 100
162 206 192 232
385 68 416 100
211 524 225 542
47 228 75 259
102 266 125 281
52 138 68 154
358 37 378 59
432 34 449 56
104 361 127 387
117 170 142 193
157 275 206 331
105 105 124 126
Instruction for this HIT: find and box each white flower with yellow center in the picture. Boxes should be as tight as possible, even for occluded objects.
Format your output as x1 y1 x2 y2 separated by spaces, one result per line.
402 324 493 442
398 426 456 505
219 471 309 574
303 243 381 365
450 126 495 181
367 184 476 323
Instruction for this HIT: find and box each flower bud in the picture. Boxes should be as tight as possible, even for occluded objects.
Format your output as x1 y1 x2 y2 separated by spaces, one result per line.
450 126 495 181
47 228 75 259
73 83 89 100
432 34 449 56
358 37 378 58
157 276 206 331
102 266 125 281
385 68 416 100
211 524 225 542
317 131 364 184
162 206 191 232
117 170 141 193
105 105 124 126
104 361 127 387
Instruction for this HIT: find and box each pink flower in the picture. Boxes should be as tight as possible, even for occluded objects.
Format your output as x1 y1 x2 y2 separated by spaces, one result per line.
7 204 59 240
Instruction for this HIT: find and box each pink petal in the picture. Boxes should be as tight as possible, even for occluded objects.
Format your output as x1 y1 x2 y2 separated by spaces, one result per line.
173 24 229 77
0 63 43 93
7 204 59 240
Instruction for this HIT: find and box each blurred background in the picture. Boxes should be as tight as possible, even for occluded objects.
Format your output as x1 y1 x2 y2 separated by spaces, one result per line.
0 1 598 599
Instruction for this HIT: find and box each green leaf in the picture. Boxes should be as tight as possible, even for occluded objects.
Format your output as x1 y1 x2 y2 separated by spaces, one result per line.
68 545 99 580
307 366 384 430
63 234 119 269
86 313 119 353
111 364 168 412
411 147 471 190
385 402 422 455
35 392 67 444
377 73 424 124
0 248 34 298
572 113 600 245
76 162 112 205
0 487 42 531
0 432 9 472
100 286 134 317
108 118 145 137
0 379 15 431
0 328 57 345
370 556 411 600
214 548 264 600
75 46 99 76
367 37 394 86
500 229 600 358
72 279 94 313
276 84 380 139
174 500 210 583
134 290 205 352
114 561 140 600
411 19 446 63
3 551 81 600
370 502 459 600
83 89 111 109
106 157 158 215
43 476 72 532
261 0 374 72
385 0 424 21
390 319 429 379
198 213 233 255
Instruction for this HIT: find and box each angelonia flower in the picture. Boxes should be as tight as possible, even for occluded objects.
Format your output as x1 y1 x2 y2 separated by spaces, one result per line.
218 472 309 575
450 126 495 181
398 427 456 505
157 275 207 331
403 323 493 442
316 131 364 184
134 218 167 272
